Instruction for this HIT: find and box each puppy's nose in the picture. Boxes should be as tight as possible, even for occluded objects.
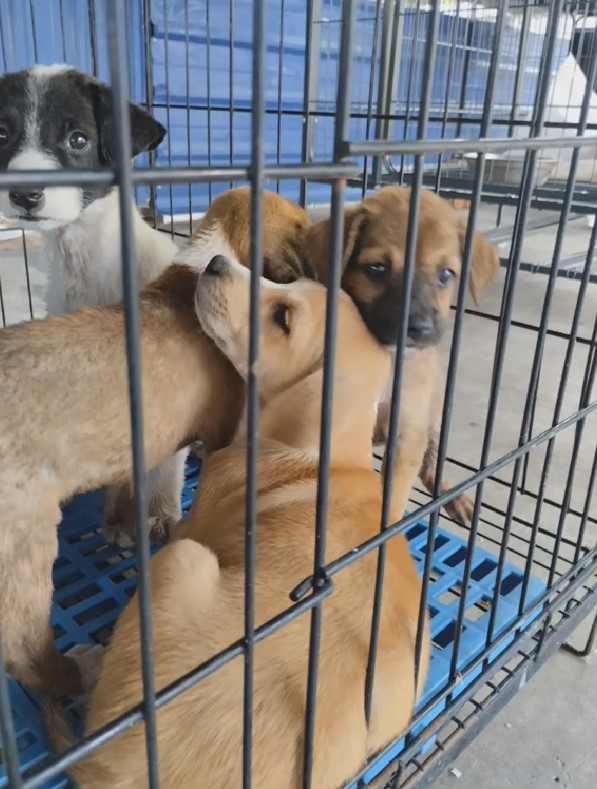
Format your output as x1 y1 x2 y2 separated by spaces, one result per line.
9 189 45 212
407 313 435 340
205 255 229 276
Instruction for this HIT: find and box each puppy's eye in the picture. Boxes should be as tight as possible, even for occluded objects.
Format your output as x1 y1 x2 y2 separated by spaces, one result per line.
363 262 389 279
272 303 291 335
68 131 88 151
0 126 9 145
437 268 455 287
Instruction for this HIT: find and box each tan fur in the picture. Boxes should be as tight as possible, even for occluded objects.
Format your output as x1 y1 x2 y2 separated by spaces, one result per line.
196 185 311 281
0 262 244 696
45 260 429 789
195 186 499 524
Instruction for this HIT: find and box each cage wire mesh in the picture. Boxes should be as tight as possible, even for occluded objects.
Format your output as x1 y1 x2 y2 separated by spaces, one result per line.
0 0 596 788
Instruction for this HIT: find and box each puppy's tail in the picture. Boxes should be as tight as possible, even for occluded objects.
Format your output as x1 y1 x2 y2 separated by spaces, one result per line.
41 697 114 789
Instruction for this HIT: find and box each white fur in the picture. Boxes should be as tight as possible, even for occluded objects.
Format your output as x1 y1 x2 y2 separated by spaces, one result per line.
174 222 238 272
1 64 193 541
43 189 177 314
0 148 84 230
38 187 189 544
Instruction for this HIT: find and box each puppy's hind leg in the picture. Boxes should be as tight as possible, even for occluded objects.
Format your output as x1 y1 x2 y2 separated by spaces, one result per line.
1 513 86 697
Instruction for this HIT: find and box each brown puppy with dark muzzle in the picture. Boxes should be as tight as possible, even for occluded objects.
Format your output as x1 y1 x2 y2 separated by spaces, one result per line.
195 185 499 523
44 254 428 789
0 227 245 697
304 187 499 520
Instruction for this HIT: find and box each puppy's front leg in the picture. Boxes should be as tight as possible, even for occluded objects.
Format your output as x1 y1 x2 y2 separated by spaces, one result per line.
103 449 188 546
381 425 429 524
419 432 474 526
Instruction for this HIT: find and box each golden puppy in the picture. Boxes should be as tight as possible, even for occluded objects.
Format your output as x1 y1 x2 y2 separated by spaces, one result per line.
0 228 245 697
195 185 499 523
44 255 429 789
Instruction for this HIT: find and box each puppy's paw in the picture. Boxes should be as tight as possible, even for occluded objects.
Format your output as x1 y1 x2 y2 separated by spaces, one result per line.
147 511 178 545
188 440 206 461
103 487 181 546
444 493 475 526
65 644 105 696
103 513 136 547
103 483 136 546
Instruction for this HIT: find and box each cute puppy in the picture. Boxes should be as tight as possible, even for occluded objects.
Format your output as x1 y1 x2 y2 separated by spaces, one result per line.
0 64 183 545
0 228 244 697
44 255 429 789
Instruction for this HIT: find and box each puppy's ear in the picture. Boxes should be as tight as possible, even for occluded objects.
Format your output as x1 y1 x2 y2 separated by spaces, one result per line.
263 244 303 283
458 219 500 305
87 79 166 164
302 205 367 284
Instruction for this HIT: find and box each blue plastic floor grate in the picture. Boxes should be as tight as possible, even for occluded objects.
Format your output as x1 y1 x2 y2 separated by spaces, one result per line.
1 461 545 788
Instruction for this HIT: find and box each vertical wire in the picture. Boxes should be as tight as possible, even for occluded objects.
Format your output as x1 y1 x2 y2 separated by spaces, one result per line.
276 0 286 195
546 315 597 587
434 0 461 191
447 0 564 687
510 28 597 616
299 0 321 208
58 0 67 61
28 0 39 62
365 0 441 721
228 0 235 189
361 0 383 198
142 0 159 228
398 0 423 185
88 0 99 77
371 0 398 186
418 0 509 681
184 0 193 234
301 3 356 785
242 1 265 786
21 230 34 319
205 0 213 205
0 634 23 789
162 0 174 234
106 3 158 786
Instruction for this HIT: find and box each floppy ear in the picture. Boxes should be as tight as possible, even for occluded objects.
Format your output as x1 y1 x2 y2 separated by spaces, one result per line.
302 205 367 284
87 78 166 164
263 242 304 283
458 219 500 305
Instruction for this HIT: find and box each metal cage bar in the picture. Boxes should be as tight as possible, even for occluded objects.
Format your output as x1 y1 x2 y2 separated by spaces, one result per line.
0 2 596 789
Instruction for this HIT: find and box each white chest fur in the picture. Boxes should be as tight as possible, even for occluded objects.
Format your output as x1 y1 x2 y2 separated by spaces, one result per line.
42 189 177 315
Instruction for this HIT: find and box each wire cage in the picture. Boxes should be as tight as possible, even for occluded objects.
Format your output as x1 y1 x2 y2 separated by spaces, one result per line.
0 0 596 788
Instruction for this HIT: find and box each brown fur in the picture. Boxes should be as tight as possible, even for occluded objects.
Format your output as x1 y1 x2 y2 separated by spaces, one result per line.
0 261 244 696
195 186 499 523
196 185 311 282
44 260 429 789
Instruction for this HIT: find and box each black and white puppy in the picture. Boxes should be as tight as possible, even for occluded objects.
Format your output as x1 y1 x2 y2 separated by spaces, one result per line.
0 64 185 545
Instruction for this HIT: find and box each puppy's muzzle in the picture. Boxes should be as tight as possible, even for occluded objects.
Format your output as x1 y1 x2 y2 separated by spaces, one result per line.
406 312 438 348
205 254 230 277
9 189 45 215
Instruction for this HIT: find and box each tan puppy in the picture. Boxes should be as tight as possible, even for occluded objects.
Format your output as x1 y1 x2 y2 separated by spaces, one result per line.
0 229 245 697
45 255 429 789
196 185 499 522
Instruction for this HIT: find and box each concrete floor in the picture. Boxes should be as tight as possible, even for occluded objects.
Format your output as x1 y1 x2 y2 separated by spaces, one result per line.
0 202 595 787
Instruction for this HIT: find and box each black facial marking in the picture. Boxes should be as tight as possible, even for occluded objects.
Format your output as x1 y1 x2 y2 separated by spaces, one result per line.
272 303 291 335
348 271 443 349
0 67 167 212
0 72 29 171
